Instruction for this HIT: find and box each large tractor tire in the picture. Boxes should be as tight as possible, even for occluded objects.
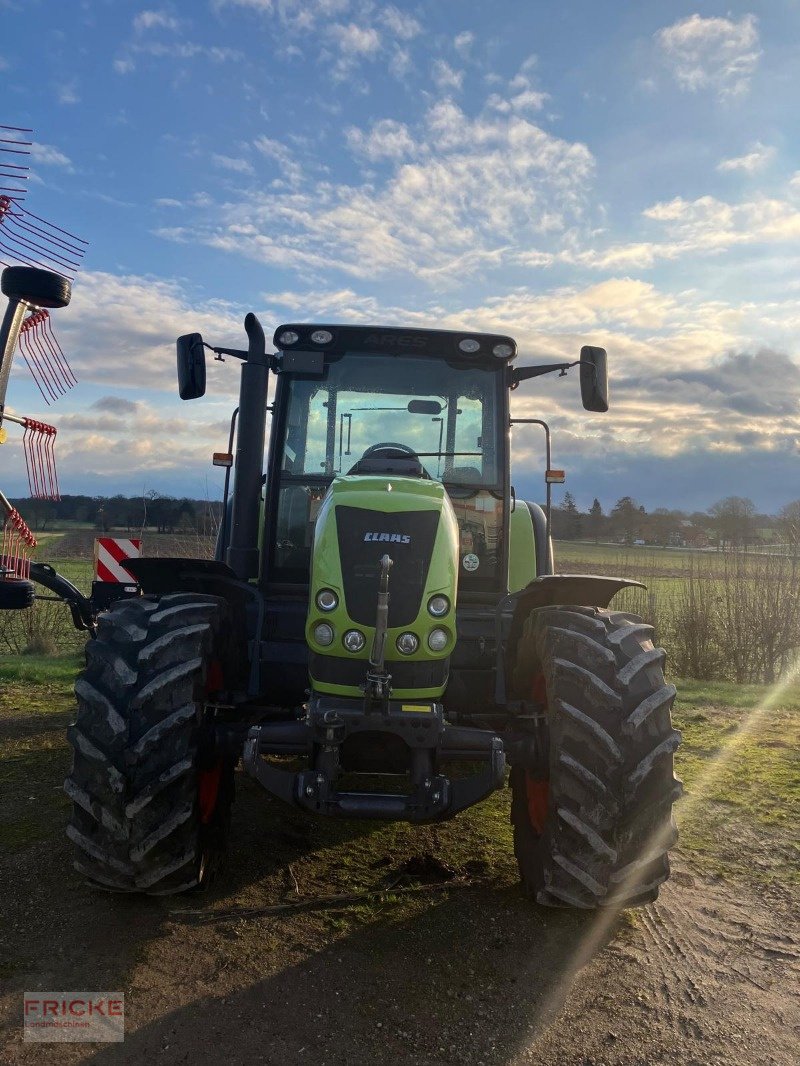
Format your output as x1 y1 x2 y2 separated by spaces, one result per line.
510 605 682 909
64 593 236 895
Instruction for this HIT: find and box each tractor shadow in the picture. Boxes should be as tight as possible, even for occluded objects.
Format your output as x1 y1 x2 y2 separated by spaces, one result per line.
82 881 619 1066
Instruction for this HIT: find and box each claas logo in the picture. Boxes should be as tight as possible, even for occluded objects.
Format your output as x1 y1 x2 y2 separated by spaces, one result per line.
363 532 411 543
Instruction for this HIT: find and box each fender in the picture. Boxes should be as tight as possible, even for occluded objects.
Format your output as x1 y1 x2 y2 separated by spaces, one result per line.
499 574 648 706
513 573 645 614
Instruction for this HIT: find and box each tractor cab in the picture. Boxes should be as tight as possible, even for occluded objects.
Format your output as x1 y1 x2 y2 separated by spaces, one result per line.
265 324 515 600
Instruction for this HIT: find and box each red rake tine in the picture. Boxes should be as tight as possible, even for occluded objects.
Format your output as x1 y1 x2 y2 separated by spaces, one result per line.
10 212 84 267
31 312 67 394
18 324 55 404
22 420 39 498
34 422 48 499
31 313 67 398
41 422 59 500
3 211 82 274
20 316 58 402
1 516 9 567
41 311 77 389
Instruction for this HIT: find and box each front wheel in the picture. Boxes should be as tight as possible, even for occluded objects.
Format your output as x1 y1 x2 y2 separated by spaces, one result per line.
64 593 236 895
510 605 682 908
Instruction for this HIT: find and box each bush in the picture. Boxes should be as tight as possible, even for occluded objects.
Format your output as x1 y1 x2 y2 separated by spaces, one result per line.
596 550 800 684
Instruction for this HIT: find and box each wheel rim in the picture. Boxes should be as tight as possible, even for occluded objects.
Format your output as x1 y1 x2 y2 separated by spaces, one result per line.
198 762 223 824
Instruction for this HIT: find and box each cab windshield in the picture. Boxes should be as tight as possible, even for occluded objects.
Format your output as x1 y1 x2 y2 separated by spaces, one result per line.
274 351 505 589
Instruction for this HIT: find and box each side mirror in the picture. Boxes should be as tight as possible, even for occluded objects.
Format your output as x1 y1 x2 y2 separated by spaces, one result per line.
177 333 206 400
580 345 608 412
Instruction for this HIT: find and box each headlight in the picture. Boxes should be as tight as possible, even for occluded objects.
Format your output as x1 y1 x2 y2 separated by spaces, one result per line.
396 632 419 655
428 628 449 652
313 622 334 647
278 330 299 346
316 588 338 612
310 329 333 344
492 343 514 359
343 629 365 652
458 338 480 354
427 595 450 617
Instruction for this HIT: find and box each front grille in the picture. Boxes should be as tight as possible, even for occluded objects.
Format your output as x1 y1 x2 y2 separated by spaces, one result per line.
309 652 449 690
335 506 440 627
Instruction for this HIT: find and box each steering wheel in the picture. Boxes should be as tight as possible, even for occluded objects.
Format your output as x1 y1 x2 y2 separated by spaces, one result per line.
361 442 417 460
350 442 431 479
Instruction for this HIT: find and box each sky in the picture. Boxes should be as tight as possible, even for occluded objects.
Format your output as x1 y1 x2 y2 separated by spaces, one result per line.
1 0 799 513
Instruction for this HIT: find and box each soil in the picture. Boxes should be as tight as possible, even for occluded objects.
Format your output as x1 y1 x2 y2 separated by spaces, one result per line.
1 769 797 1066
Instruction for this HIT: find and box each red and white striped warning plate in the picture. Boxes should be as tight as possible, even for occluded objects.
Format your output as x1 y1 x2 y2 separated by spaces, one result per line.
94 537 142 583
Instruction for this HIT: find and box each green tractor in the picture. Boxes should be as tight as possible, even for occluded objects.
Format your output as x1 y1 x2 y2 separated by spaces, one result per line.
63 316 681 906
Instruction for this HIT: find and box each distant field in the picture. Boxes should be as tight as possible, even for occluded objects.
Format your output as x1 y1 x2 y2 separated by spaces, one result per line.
556 539 731 576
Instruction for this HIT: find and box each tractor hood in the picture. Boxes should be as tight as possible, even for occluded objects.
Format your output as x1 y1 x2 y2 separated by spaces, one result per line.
306 475 459 699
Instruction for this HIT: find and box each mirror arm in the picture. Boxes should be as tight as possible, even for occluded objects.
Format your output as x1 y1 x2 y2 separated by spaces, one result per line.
205 344 249 361
511 360 578 388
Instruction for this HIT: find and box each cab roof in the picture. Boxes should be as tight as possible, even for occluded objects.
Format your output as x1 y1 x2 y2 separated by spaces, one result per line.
272 323 517 363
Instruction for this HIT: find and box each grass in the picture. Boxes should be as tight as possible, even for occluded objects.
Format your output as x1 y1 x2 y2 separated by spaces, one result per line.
671 678 800 885
0 654 79 853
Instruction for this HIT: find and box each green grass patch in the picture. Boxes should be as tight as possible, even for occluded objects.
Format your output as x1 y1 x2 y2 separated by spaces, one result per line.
0 654 79 851
0 652 83 687
673 678 799 885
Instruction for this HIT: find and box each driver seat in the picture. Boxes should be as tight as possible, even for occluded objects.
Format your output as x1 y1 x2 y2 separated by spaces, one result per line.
347 448 427 478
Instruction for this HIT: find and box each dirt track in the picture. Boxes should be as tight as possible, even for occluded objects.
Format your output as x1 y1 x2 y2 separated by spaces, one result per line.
1 763 798 1066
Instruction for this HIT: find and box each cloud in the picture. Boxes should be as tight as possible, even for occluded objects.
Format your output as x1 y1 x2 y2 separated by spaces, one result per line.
91 396 140 415
215 0 416 79
329 21 380 56
57 82 80 105
212 153 255 175
5 268 796 509
655 13 761 98
165 99 594 283
488 89 548 114
432 60 463 92
486 56 548 114
389 46 411 79
29 143 72 168
453 31 474 58
252 135 303 186
326 21 381 76
568 173 800 271
345 119 416 161
653 349 800 418
133 40 242 62
379 6 420 41
214 0 349 32
133 10 180 32
56 271 245 394
717 142 775 174
114 58 136 74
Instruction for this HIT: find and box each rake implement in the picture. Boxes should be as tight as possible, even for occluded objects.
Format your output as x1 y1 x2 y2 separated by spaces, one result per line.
0 411 59 499
0 121 88 514
0 123 31 200
0 489 36 580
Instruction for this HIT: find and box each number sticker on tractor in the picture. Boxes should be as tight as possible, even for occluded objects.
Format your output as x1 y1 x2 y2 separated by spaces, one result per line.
401 704 432 713
462 553 479 572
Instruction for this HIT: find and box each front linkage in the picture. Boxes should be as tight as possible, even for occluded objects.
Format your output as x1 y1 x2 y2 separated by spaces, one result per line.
244 698 505 823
